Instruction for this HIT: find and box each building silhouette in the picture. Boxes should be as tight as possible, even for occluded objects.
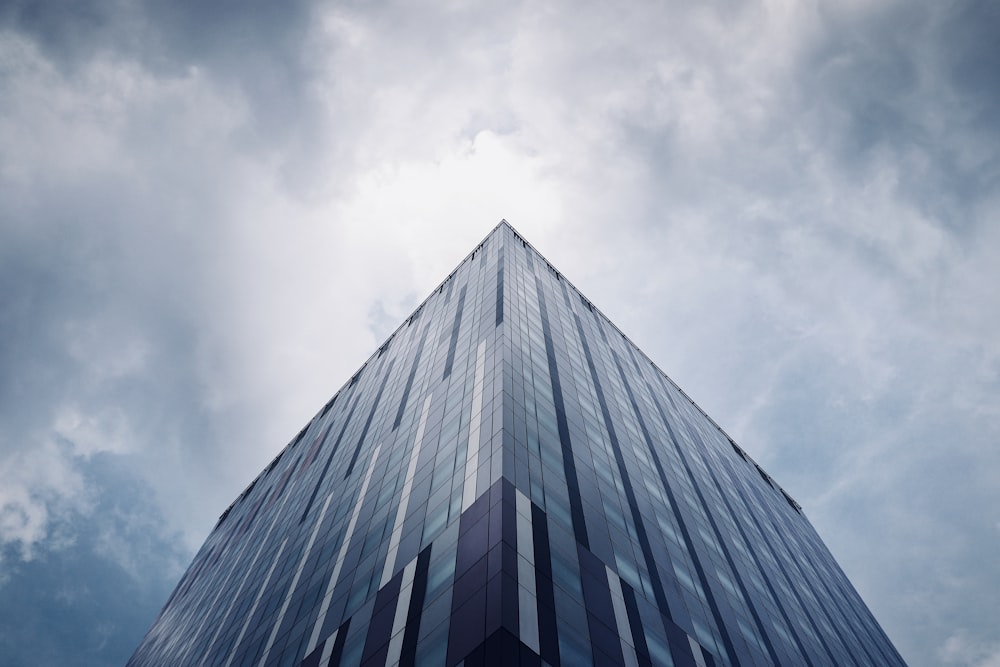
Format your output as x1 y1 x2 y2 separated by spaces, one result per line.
130 221 905 666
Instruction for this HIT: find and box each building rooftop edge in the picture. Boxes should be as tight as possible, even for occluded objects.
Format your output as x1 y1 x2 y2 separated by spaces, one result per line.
222 218 801 525
498 220 802 513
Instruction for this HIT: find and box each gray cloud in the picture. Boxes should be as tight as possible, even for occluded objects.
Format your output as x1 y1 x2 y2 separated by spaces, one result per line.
0 452 186 666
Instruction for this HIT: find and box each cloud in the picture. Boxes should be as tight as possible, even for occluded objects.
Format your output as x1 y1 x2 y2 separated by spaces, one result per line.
941 631 1000 667
0 440 87 564
0 452 187 667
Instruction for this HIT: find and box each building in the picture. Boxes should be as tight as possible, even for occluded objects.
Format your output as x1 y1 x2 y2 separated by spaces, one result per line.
129 221 905 667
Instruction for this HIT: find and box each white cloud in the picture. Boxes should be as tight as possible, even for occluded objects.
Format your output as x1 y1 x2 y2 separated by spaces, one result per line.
53 405 136 457
941 631 1000 667
0 438 88 563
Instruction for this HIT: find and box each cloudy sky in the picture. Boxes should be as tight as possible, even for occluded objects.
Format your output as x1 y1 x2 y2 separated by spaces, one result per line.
1 0 998 665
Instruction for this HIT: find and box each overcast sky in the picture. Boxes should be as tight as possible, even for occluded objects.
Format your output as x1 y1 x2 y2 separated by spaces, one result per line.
1 1 998 665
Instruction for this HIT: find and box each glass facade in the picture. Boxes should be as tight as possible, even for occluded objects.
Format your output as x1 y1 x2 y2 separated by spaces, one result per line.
130 221 905 667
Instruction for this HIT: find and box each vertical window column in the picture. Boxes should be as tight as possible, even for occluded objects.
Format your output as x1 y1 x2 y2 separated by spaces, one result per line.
382 394 435 586
462 340 489 511
306 443 385 655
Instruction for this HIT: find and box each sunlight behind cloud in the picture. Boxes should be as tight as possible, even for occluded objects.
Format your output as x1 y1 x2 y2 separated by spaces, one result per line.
341 130 564 284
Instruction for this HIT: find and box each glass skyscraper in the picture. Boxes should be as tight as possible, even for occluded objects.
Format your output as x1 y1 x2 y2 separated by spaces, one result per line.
130 221 905 667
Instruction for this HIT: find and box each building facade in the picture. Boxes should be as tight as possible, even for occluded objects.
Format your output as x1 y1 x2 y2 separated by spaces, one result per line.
130 221 905 667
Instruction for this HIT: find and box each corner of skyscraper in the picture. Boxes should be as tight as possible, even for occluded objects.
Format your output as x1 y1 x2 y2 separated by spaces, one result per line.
129 220 907 666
